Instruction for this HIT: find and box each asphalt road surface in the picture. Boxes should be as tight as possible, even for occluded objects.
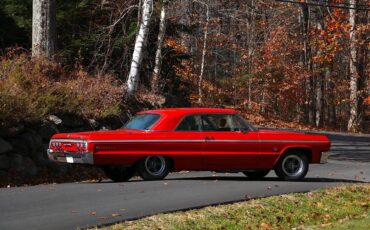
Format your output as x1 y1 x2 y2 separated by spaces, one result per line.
0 132 369 230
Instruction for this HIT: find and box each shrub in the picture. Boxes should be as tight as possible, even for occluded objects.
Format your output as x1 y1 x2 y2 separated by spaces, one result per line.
0 52 123 124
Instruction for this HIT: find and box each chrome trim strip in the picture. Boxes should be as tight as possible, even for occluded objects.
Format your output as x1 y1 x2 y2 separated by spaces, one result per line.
50 139 87 143
88 139 328 143
90 140 205 143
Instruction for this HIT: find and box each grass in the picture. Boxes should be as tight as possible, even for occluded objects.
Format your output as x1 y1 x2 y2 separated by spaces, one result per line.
323 215 370 229
100 184 370 230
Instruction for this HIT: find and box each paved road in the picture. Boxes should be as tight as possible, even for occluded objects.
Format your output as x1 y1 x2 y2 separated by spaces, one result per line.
0 132 369 230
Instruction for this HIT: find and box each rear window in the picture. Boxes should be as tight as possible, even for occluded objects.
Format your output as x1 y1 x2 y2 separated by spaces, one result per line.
123 114 160 130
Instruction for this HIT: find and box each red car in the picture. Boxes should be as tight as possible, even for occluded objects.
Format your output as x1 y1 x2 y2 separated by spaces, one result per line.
48 108 331 181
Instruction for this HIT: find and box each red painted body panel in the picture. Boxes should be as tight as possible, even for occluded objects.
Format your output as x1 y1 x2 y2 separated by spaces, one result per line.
49 108 331 171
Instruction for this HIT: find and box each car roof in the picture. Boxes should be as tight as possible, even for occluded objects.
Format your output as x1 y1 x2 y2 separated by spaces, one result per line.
138 107 237 115
138 108 238 130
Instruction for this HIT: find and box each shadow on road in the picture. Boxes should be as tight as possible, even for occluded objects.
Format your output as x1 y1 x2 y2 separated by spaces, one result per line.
162 176 364 183
93 176 365 184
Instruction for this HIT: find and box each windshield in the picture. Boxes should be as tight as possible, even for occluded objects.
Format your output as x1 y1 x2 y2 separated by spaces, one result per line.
123 114 161 130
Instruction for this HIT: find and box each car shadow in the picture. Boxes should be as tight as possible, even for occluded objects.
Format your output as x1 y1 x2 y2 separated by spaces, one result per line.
162 176 365 183
93 176 365 184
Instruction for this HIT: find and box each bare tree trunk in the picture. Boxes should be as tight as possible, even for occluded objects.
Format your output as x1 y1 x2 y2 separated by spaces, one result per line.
32 0 56 59
347 0 361 132
198 1 209 103
326 67 336 127
151 1 167 93
300 1 315 125
315 8 324 128
126 0 153 96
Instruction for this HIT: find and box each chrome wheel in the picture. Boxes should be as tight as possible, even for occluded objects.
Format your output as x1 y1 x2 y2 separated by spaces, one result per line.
282 155 304 177
144 156 166 176
274 152 309 181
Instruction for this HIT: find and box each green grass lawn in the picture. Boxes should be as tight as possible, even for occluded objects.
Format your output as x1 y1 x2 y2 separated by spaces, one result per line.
322 215 369 229
100 184 370 230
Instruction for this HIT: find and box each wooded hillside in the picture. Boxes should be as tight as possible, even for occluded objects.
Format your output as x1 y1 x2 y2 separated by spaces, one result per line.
0 0 369 133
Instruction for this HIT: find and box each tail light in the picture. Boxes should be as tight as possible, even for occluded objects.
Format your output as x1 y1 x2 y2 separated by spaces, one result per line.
76 141 88 152
49 141 62 151
49 140 88 153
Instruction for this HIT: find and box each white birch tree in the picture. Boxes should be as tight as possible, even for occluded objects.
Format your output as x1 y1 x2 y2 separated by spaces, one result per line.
347 0 361 132
151 0 168 93
32 0 56 59
126 0 153 96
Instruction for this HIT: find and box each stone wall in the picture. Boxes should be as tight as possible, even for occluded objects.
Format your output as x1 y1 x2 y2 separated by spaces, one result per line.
0 114 123 186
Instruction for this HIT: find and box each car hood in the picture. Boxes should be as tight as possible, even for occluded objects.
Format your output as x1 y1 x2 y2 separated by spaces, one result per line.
256 129 330 142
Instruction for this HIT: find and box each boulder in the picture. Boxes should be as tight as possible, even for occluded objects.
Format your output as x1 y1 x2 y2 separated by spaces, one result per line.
0 138 13 155
47 115 62 125
9 154 38 177
8 138 29 156
0 123 25 137
60 115 84 128
22 157 38 177
0 170 8 178
39 122 59 140
20 131 43 157
9 154 23 172
0 155 10 170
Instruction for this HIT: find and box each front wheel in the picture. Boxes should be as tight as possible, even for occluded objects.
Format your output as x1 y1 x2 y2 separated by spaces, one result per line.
243 170 270 179
274 152 309 181
137 155 171 181
102 166 135 182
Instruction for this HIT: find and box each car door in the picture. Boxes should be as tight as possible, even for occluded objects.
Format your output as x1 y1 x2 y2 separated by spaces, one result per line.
201 114 261 170
171 115 205 170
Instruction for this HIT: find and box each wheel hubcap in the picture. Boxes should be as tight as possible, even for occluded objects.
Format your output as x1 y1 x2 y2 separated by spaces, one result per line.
282 155 304 177
144 156 166 176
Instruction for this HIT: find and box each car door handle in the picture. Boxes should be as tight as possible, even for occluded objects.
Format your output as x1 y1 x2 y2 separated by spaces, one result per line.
205 136 214 141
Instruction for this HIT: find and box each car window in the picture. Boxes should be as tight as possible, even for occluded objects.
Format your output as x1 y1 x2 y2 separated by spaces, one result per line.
176 115 202 131
201 114 245 132
123 114 160 130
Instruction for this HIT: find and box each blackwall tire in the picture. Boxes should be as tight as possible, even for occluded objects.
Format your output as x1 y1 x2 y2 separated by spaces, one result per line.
242 170 270 179
137 155 171 181
274 152 309 181
102 166 134 182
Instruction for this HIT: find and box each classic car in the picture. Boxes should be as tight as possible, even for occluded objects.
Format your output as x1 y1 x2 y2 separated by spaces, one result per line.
47 108 331 181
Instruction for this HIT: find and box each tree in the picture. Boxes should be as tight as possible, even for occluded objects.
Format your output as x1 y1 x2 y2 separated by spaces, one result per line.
347 0 362 132
126 0 154 96
32 0 56 58
151 0 168 93
196 0 209 103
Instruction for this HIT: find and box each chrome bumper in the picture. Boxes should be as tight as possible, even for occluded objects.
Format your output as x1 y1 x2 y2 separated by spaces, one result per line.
320 152 330 164
47 149 94 164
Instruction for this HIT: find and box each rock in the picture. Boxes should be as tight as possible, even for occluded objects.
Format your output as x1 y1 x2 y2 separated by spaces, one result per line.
22 157 38 177
9 154 38 177
9 154 23 172
8 138 30 156
20 131 42 157
0 123 25 137
0 170 8 178
39 122 59 140
88 119 100 129
47 115 62 125
0 138 13 154
60 115 84 128
0 155 10 170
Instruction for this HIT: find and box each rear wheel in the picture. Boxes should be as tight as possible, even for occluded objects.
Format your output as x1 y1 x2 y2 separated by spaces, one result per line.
137 155 171 181
243 170 270 179
274 152 309 181
102 166 135 182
